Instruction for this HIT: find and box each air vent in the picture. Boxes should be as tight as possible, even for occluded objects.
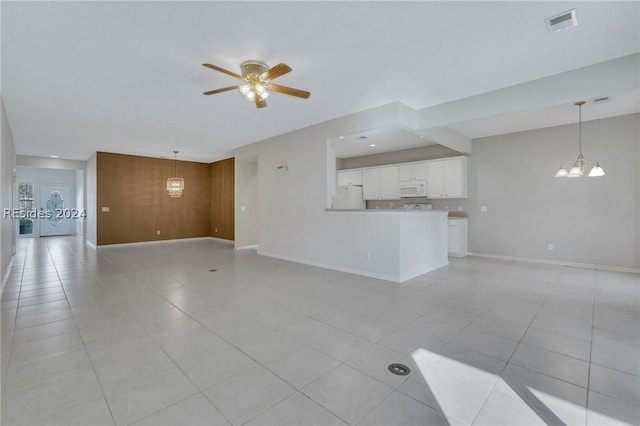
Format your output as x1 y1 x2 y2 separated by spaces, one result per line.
593 96 610 104
358 136 368 139
545 9 577 33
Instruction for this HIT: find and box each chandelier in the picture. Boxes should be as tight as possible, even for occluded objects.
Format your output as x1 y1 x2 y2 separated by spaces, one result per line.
555 101 605 178
167 150 184 197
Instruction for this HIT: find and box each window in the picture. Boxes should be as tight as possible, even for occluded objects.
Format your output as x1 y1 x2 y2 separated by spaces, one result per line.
18 182 34 235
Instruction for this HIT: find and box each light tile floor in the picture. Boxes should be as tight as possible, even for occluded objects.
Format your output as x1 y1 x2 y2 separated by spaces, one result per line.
1 236 639 425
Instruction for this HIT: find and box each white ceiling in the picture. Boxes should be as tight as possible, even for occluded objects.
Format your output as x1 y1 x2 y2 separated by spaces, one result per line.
2 2 639 162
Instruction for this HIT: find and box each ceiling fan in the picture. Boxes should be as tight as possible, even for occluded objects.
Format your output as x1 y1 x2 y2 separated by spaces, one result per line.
202 60 311 109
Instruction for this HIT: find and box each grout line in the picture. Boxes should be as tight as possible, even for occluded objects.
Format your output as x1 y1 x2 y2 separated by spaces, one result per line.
584 279 597 425
1 238 29 403
466 266 558 426
44 238 118 426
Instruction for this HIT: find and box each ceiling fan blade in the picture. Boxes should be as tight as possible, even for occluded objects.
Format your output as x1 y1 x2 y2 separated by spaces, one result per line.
202 86 239 95
268 84 311 99
255 94 267 109
260 63 292 81
202 63 243 79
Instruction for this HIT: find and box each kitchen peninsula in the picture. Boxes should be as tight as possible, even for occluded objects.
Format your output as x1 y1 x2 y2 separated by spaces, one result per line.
324 208 448 282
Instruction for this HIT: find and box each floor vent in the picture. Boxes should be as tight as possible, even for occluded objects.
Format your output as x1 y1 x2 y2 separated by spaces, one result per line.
388 363 411 376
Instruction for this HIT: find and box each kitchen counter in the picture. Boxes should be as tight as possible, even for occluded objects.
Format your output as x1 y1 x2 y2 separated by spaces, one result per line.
322 208 448 282
325 208 448 213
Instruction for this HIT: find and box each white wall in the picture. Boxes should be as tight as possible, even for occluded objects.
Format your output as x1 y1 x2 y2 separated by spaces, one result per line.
234 159 258 248
85 153 97 247
1 98 17 285
429 113 640 270
17 155 86 170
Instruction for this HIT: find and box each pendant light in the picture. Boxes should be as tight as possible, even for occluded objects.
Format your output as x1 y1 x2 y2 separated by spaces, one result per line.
167 150 184 197
555 101 605 178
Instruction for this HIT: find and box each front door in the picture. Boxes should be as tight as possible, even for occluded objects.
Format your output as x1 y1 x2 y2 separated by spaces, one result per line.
39 184 72 236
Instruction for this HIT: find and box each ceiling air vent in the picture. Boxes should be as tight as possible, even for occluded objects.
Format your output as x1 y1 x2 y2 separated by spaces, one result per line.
593 96 610 104
545 9 577 33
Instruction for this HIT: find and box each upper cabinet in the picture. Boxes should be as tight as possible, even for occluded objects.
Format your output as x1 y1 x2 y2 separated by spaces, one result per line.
362 166 400 200
398 162 427 182
339 156 467 201
337 169 363 186
426 157 468 199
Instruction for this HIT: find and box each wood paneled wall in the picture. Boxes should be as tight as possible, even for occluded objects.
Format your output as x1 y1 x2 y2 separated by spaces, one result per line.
210 158 234 240
96 152 234 245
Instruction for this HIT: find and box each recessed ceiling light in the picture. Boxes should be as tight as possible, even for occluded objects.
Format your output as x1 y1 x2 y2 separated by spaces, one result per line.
50 155 59 158
420 135 424 138
339 136 344 139
369 144 376 147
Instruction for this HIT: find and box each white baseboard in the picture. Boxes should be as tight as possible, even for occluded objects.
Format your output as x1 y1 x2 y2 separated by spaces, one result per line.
84 239 97 249
257 250 400 282
235 244 258 250
470 252 640 274
398 261 450 283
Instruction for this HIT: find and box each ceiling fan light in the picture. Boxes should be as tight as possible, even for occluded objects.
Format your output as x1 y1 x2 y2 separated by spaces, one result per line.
255 84 270 99
240 84 257 100
588 164 605 177
555 168 569 177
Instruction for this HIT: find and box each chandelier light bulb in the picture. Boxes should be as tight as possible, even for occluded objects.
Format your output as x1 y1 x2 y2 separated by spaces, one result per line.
588 164 605 177
568 166 583 177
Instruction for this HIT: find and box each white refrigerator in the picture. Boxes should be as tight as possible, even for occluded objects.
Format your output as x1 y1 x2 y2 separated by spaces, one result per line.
336 185 365 209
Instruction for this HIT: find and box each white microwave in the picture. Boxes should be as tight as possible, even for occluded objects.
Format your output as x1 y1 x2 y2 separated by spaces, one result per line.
400 180 427 197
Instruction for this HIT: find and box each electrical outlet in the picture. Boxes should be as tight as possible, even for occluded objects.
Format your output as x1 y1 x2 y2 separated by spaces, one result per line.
481 206 488 212
366 251 371 259
157 230 160 235
548 243 554 251
215 228 218 233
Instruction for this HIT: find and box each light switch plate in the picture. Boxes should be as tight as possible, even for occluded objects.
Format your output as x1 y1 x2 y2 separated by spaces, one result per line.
480 206 487 212
101 207 110 212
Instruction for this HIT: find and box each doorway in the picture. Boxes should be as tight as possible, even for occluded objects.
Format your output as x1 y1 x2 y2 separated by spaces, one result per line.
39 184 72 236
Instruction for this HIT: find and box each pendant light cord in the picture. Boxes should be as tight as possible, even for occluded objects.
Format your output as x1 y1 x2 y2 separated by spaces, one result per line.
578 103 582 156
173 150 178 177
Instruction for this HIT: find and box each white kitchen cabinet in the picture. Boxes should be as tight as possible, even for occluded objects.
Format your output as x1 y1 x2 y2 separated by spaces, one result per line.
398 162 427 182
337 169 363 186
426 161 443 198
448 218 468 257
379 167 400 198
426 157 468 199
362 166 399 200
